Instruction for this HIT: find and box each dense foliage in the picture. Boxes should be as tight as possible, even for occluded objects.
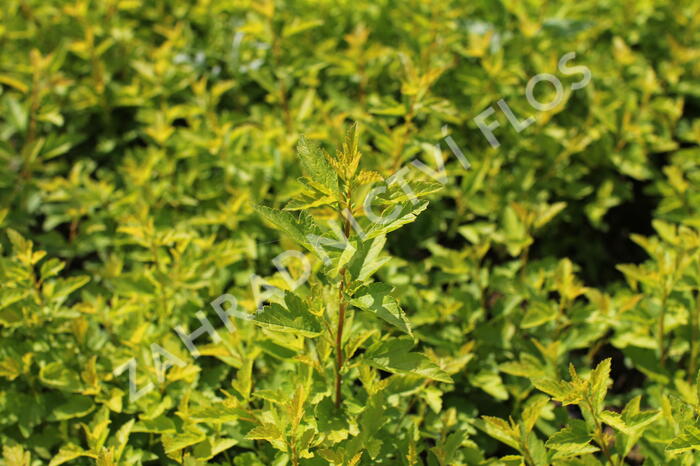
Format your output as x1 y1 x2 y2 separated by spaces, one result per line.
1 0 700 464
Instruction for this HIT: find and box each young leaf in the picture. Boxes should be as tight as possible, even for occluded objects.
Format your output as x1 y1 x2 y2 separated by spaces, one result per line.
522 394 550 433
2 445 31 466
531 377 585 406
297 136 339 194
589 358 612 414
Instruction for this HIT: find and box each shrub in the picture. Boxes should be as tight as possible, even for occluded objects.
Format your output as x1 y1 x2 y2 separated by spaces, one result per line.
1 0 700 464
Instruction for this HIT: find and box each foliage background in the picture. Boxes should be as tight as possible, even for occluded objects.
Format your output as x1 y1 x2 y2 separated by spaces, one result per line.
1 0 700 464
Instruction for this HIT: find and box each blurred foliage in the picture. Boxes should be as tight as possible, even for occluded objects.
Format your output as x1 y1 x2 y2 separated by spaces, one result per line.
1 0 700 464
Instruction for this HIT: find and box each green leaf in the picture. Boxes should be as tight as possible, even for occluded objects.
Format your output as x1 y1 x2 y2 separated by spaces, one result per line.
190 404 253 424
245 424 286 451
46 275 90 301
378 180 443 204
48 444 93 466
297 136 339 194
470 371 509 401
522 394 550 432
133 415 177 434
477 416 520 450
531 377 584 406
363 338 452 383
316 397 350 444
255 205 314 246
521 300 557 329
112 419 135 461
40 258 65 280
162 429 207 455
533 202 567 229
667 425 700 454
192 437 238 461
49 395 95 421
545 420 598 458
350 283 413 336
363 200 429 240
39 362 83 392
599 410 631 434
282 19 323 38
285 191 336 211
252 291 322 337
347 235 391 282
431 431 466 465
588 358 611 414
2 445 30 466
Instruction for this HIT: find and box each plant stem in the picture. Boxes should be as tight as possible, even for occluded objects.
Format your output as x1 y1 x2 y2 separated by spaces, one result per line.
334 189 352 409
290 439 299 466
335 278 347 408
585 397 612 464
521 445 536 466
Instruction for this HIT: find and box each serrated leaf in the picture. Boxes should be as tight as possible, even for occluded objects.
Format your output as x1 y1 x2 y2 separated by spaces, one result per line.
189 403 252 423
48 444 93 466
363 200 429 240
589 358 611 414
162 430 207 455
132 415 177 434
49 394 95 421
285 191 336 211
350 283 412 336
477 416 520 450
246 424 286 451
255 205 313 246
546 419 594 455
297 136 339 194
347 235 391 282
39 362 83 392
531 377 584 406
3 445 30 466
49 275 90 300
112 419 134 461
355 170 383 186
316 397 350 444
95 448 115 466
599 410 631 434
523 394 550 432
667 425 700 454
252 291 322 337
534 202 567 229
431 431 466 465
521 301 557 329
363 338 451 383
192 437 238 461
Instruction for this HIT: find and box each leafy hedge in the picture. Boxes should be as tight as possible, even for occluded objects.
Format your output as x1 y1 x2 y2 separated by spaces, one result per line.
1 0 700 464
